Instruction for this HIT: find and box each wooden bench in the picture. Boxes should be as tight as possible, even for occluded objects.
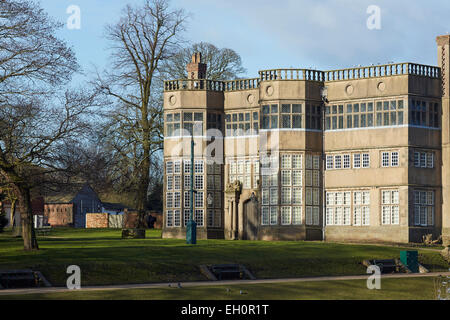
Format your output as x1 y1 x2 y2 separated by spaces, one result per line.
0 270 39 289
35 226 52 236
371 259 398 274
211 264 242 280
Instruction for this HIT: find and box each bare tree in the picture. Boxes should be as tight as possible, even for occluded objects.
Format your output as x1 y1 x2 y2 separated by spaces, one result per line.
0 0 86 250
96 0 188 227
0 90 100 250
0 1 78 103
162 42 246 80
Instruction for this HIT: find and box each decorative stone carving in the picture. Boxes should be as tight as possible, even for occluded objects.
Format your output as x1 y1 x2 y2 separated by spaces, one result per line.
169 95 177 106
250 192 259 204
377 82 386 92
225 180 242 194
266 85 274 96
345 84 354 95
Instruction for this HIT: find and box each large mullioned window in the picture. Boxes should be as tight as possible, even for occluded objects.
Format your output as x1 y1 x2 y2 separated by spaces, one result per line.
165 159 206 228
410 100 439 128
325 99 405 130
414 190 435 226
326 153 370 170
281 104 303 129
413 151 434 169
228 158 259 190
381 190 400 225
325 191 370 226
225 111 259 136
261 105 279 129
279 154 303 225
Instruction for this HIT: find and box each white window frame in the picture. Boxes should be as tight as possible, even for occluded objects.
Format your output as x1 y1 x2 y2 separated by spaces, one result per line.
334 155 342 169
166 210 174 227
343 154 351 169
353 154 361 169
292 207 302 225
281 207 292 225
326 155 334 170
391 152 399 167
261 207 270 225
270 207 278 225
381 152 390 167
362 153 370 168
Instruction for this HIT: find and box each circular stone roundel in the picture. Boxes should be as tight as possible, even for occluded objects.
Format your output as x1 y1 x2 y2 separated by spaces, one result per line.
247 94 255 104
169 95 177 106
345 84 354 95
377 82 386 92
266 86 274 96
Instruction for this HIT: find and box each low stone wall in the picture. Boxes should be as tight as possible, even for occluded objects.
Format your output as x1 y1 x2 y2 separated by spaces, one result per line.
325 226 410 243
108 214 123 228
148 211 163 229
86 213 109 228
123 211 163 229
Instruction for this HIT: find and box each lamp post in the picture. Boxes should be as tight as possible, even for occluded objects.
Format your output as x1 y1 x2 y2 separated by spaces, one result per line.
186 127 197 244
320 86 328 242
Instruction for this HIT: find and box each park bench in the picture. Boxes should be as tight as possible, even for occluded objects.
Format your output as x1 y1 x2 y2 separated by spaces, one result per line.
0 270 40 289
35 226 52 236
371 259 398 274
211 264 242 280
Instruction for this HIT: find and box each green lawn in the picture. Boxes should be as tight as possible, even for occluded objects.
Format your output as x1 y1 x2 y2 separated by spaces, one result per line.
0 278 442 300
0 228 448 287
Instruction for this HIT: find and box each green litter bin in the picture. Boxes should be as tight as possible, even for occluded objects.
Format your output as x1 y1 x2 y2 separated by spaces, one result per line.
400 250 419 273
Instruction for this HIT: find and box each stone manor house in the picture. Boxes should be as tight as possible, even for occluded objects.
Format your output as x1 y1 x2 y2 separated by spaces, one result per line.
162 35 450 245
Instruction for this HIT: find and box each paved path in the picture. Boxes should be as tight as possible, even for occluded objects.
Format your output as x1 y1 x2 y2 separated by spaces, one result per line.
1 272 449 297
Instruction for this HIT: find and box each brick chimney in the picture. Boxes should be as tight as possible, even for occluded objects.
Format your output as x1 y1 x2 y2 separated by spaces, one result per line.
186 52 207 79
437 34 450 245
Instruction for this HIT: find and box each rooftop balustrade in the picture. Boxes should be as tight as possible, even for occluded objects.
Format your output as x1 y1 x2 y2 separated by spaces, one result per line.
258 68 325 81
164 79 225 92
224 78 260 91
163 63 441 92
324 63 440 82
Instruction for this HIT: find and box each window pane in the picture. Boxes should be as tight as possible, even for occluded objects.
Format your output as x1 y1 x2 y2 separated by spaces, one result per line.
184 112 193 121
293 115 302 128
292 104 302 113
271 105 278 114
194 112 203 121
282 115 291 128
271 115 278 129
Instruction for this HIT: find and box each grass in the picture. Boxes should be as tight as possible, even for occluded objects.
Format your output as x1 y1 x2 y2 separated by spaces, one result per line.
0 277 442 300
0 228 448 287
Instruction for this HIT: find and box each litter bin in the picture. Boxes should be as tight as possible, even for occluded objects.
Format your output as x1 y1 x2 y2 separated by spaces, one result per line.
400 250 419 273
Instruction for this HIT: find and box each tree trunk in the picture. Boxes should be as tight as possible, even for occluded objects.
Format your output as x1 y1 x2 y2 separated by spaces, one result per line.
136 138 151 229
19 186 38 251
10 198 16 230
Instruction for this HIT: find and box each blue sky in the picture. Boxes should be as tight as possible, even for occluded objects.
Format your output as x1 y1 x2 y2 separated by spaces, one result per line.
41 0 450 83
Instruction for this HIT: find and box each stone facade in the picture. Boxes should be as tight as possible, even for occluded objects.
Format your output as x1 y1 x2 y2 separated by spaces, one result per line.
85 213 109 228
162 35 450 245
44 203 74 227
